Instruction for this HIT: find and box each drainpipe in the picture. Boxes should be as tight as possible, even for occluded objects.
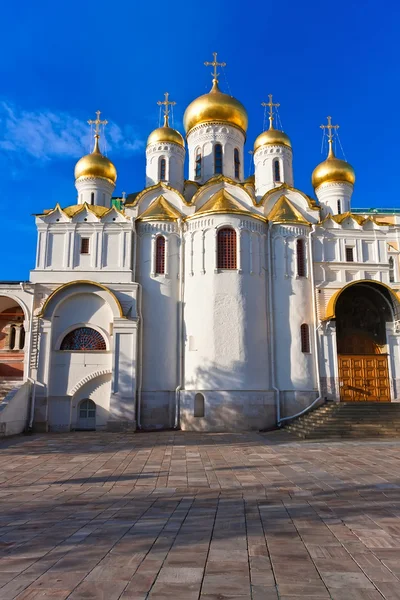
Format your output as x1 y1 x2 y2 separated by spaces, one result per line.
174 218 185 429
266 222 280 424
279 224 322 424
27 377 36 431
136 283 143 430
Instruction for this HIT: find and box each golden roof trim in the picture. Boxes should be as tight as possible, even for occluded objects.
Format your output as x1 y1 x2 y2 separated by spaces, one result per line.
39 280 125 318
323 280 400 321
137 195 182 222
187 189 266 222
125 181 190 207
322 212 390 227
35 203 126 220
190 175 257 207
258 183 319 210
267 196 310 225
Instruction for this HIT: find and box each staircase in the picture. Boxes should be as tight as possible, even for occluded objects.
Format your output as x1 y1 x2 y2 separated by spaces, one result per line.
0 381 22 403
284 402 400 439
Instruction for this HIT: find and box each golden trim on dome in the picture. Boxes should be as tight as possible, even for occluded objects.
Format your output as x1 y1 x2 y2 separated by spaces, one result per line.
312 117 355 189
147 92 184 148
187 189 266 222
267 196 310 225
125 182 190 207
137 195 182 222
255 94 292 151
74 111 117 184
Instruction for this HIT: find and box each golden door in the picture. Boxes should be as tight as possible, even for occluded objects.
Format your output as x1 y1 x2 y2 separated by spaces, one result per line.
338 355 391 402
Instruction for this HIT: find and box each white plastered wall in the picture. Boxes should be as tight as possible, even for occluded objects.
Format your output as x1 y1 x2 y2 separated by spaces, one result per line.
146 143 185 192
254 144 294 200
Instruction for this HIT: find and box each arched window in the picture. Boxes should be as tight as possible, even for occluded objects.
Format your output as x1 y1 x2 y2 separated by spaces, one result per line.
90 192 94 205
300 324 310 353
296 239 306 277
195 148 202 179
9 326 15 350
79 399 96 419
155 236 166 275
234 148 240 179
389 256 395 283
194 393 205 417
159 157 166 181
60 327 106 351
19 327 25 350
214 143 223 175
217 228 237 269
273 159 281 182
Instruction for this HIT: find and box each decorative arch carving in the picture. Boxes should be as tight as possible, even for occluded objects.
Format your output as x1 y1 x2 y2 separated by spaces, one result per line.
69 369 112 397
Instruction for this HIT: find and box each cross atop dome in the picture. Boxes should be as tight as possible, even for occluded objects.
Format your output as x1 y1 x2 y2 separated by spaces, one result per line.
204 52 226 84
261 94 280 130
320 116 339 157
157 92 176 127
88 110 108 139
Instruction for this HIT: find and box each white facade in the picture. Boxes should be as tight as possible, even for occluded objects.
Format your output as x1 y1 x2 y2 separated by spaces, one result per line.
1 80 400 434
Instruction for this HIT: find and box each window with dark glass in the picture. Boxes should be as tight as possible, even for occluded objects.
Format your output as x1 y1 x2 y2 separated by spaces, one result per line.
337 199 341 214
234 148 240 179
346 247 354 262
217 228 237 269
273 159 281 182
80 238 90 254
159 158 166 181
296 239 306 277
300 324 310 353
389 256 395 283
214 143 223 175
91 192 95 205
195 149 202 179
60 327 106 351
155 236 166 274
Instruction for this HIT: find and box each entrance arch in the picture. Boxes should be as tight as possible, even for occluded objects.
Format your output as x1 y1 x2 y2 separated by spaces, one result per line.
335 282 395 402
0 296 27 380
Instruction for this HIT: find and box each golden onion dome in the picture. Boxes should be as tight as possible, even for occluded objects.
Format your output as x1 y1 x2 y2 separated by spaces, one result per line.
183 80 248 135
147 116 184 148
74 137 117 184
312 143 355 189
254 125 292 152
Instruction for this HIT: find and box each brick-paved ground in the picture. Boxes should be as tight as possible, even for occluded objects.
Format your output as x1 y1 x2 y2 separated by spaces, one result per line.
1 432 400 598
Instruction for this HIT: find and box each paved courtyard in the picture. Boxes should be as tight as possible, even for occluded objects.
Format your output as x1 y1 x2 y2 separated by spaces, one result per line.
1 432 400 599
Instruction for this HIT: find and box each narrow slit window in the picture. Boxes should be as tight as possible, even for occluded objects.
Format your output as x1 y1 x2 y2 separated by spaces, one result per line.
346 247 354 262
214 143 223 175
300 324 310 353
389 256 395 283
195 148 202 179
296 239 306 277
337 199 341 214
80 238 90 254
90 192 94 205
217 228 237 269
159 158 166 181
155 236 166 275
234 148 240 179
273 159 281 182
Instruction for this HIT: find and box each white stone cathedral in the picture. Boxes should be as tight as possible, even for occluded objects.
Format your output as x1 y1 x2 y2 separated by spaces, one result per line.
1 55 400 434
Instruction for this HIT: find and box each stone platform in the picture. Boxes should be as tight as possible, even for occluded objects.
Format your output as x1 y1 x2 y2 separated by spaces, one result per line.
0 430 400 598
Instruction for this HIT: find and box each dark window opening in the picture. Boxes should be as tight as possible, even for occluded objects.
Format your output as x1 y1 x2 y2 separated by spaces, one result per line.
61 327 106 351
337 199 341 214
214 143 223 175
346 247 354 262
389 256 395 283
297 239 306 277
80 238 90 254
90 192 94 205
195 149 202 179
217 228 237 269
155 236 166 274
159 158 166 181
234 148 240 179
194 393 205 417
273 159 281 182
300 324 310 353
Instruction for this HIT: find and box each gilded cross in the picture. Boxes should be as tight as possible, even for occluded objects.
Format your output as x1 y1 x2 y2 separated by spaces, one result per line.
320 115 339 144
204 52 226 82
157 92 176 127
261 94 280 129
88 110 108 138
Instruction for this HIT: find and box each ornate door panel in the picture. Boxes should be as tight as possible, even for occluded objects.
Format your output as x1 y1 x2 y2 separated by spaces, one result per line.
338 355 390 402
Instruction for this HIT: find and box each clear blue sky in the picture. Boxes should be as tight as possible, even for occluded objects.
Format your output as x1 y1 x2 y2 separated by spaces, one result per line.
0 0 398 279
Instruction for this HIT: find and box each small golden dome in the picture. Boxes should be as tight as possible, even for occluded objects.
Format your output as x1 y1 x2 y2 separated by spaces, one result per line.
254 126 292 152
147 119 184 148
312 144 355 189
183 80 248 135
74 137 117 184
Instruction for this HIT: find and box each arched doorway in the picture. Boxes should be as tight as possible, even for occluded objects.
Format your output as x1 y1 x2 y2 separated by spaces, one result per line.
336 283 393 402
77 399 96 430
0 297 26 380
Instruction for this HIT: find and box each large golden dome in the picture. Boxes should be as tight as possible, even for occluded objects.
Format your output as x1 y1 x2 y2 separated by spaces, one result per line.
183 80 248 135
75 137 117 184
254 126 292 152
312 144 355 189
147 119 184 148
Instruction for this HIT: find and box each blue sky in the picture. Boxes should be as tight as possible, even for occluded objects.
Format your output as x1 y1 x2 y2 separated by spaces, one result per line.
0 0 398 279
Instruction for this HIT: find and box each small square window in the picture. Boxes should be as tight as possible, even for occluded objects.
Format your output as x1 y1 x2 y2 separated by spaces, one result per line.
345 247 354 262
80 238 90 254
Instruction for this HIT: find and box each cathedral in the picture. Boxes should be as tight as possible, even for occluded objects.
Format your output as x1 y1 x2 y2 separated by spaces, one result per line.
1 54 400 434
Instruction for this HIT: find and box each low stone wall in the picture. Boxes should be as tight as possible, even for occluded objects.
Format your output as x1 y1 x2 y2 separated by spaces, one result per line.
0 381 31 436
